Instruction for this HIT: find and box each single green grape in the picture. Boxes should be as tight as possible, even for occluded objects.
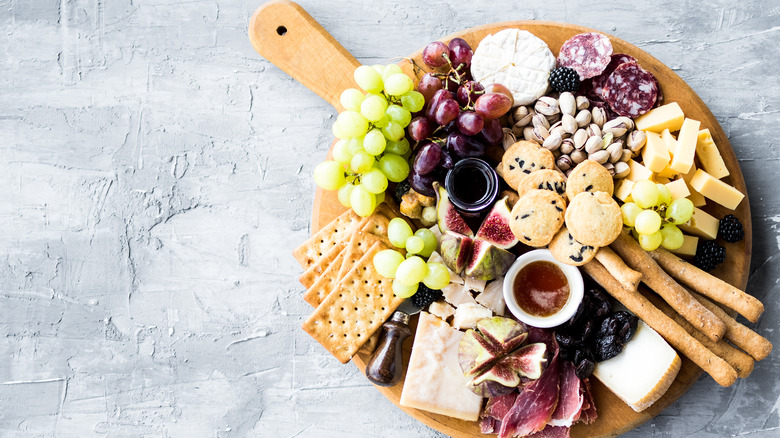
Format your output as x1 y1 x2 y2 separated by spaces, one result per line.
373 249 405 279
360 94 388 122
638 230 663 251
331 120 346 139
385 104 412 127
340 88 364 112
350 151 375 174
405 235 425 254
377 153 410 183
657 184 673 206
381 64 402 80
414 228 438 258
363 129 386 156
631 180 660 209
388 217 414 248
384 73 414 96
392 279 418 298
313 161 346 191
400 91 425 112
361 168 388 194
635 209 662 235
666 198 694 225
350 184 376 217
373 115 390 128
371 64 386 76
395 256 428 286
346 137 365 156
621 202 642 228
332 139 352 166
382 121 405 142
384 138 411 156
337 110 369 138
660 224 684 250
354 65 383 93
423 262 450 290
337 183 354 207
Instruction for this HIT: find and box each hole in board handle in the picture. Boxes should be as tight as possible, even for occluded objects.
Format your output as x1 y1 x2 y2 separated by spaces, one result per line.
276 25 287 36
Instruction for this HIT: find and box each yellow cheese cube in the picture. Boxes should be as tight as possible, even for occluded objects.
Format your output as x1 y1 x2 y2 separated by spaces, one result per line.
661 129 677 157
689 169 744 210
642 131 671 172
656 165 680 179
696 129 729 179
634 102 685 133
669 118 700 173
626 159 654 182
665 178 691 201
679 207 719 240
615 179 635 202
654 176 670 184
670 234 699 257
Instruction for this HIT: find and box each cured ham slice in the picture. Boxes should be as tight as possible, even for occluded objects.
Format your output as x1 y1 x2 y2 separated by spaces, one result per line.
480 392 519 434
498 354 561 438
548 360 584 427
528 425 571 438
578 378 598 425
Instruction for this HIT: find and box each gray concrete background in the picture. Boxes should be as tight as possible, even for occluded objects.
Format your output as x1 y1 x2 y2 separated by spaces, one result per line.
1 0 778 436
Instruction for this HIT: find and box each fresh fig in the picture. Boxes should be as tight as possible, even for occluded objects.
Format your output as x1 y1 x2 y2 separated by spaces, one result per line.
458 329 499 377
474 197 518 249
439 232 473 275
469 363 521 395
464 239 516 281
476 317 528 354
498 342 548 379
465 373 517 398
435 182 474 237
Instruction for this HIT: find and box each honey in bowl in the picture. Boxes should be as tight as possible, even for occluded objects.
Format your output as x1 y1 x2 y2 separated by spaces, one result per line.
513 260 570 317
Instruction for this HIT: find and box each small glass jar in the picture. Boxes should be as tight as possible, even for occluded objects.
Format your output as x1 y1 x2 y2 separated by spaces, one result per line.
444 158 500 220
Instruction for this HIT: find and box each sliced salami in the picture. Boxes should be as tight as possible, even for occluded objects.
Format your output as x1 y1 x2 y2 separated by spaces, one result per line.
602 61 658 117
557 32 613 80
589 54 636 101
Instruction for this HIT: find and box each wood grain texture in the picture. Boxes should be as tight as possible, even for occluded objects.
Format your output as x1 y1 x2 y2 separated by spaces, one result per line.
251 3 754 437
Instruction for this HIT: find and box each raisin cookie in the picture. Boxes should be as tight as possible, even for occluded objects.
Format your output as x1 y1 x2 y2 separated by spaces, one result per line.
565 191 622 247
509 189 566 247
565 160 614 201
516 169 567 200
501 141 556 190
548 226 597 266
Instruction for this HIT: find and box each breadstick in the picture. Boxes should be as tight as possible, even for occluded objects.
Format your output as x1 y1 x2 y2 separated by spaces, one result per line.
649 248 764 323
689 291 773 361
595 247 642 291
645 293 754 378
609 233 726 342
582 260 737 387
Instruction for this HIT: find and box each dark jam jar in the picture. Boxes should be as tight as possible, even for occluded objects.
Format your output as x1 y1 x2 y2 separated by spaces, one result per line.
444 158 499 220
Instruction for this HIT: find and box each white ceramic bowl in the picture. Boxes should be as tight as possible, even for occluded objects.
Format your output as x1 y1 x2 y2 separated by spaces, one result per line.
503 249 584 328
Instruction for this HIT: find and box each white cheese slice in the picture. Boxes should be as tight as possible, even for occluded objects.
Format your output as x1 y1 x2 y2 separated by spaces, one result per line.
470 29 556 106
593 320 681 412
463 276 487 294
442 283 477 307
428 300 456 321
400 312 483 421
452 303 493 330
475 277 506 316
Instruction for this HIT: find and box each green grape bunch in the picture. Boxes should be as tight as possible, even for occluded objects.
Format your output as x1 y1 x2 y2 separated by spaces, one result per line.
620 179 694 251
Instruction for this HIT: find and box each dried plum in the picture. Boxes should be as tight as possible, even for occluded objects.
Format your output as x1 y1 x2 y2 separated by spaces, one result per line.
594 334 623 362
555 332 581 349
573 348 595 379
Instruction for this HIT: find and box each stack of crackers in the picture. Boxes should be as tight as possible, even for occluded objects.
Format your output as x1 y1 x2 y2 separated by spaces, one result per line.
293 203 408 363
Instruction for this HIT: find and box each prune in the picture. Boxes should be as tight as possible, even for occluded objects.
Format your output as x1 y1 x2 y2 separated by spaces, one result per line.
614 311 638 344
555 332 581 349
575 357 595 379
598 316 619 338
594 335 623 361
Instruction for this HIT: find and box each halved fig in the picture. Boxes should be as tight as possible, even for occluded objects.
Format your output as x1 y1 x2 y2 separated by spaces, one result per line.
435 182 474 237
468 363 521 397
499 342 548 380
439 231 473 274
458 329 499 377
477 317 528 354
475 196 518 249
464 239 516 281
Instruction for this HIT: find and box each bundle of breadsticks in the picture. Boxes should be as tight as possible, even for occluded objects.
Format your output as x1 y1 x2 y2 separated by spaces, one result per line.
584 231 772 387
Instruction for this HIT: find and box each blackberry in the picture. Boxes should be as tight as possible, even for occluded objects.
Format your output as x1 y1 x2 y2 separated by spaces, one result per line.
718 214 745 243
393 180 412 204
693 240 726 271
411 284 443 309
549 67 581 93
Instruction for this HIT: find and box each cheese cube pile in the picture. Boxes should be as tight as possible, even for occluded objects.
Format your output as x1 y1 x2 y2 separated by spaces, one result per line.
628 102 745 244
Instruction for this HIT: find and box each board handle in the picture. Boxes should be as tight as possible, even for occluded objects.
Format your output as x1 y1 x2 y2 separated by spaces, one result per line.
248 0 361 110
365 312 412 387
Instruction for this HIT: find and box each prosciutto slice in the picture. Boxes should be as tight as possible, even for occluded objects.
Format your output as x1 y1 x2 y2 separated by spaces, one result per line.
480 393 519 434
498 354 561 438
548 360 584 427
528 425 571 438
578 378 598 425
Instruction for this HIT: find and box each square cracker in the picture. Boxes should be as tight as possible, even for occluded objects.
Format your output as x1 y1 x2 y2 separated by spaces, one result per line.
302 241 404 363
298 242 345 289
292 209 360 269
337 232 387 281
303 250 345 307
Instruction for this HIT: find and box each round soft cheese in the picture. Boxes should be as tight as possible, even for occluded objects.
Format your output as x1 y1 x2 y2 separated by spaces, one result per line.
470 29 556 106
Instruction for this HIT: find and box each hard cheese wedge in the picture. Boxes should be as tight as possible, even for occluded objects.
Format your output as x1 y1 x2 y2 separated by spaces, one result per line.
679 207 719 240
593 320 681 412
642 131 671 172
400 312 483 421
697 129 729 179
690 169 744 210
634 102 685 133
670 234 699 257
670 118 700 173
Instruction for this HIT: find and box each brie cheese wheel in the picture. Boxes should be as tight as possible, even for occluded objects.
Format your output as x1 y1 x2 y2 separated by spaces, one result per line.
593 320 681 412
470 29 556 106
400 312 483 421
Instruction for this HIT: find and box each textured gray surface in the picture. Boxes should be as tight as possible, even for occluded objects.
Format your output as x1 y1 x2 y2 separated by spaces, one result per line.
1 0 778 436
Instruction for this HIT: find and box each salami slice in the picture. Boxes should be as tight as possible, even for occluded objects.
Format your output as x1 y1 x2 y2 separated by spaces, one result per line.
589 54 636 101
602 61 658 117
557 32 613 80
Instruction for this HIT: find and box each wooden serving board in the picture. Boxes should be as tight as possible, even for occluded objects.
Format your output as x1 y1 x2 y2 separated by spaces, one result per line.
249 1 753 436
